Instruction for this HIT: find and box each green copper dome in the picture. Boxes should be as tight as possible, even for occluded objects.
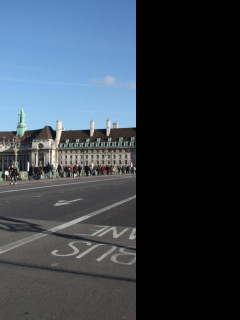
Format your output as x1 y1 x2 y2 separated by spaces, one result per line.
17 108 27 137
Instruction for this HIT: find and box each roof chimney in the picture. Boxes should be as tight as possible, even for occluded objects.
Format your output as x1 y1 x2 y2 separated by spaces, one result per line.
113 122 119 129
106 119 111 137
56 120 63 142
90 120 95 137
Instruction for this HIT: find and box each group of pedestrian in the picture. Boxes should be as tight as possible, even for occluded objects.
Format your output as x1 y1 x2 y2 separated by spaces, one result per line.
1 163 136 182
56 164 136 177
28 163 55 180
1 165 19 184
28 164 136 180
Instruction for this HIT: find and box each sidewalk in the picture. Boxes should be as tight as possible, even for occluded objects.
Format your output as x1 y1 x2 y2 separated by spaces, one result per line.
0 176 81 186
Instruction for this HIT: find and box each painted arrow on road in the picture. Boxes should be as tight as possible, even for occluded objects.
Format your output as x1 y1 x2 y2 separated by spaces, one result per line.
54 199 83 207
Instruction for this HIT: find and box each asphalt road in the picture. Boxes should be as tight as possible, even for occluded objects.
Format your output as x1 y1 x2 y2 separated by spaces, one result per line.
0 175 136 320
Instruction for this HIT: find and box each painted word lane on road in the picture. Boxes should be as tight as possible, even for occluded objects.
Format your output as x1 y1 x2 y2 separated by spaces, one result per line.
51 223 136 276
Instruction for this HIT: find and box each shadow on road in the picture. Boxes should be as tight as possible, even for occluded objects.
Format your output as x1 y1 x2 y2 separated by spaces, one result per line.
0 259 136 283
0 216 42 233
0 216 136 251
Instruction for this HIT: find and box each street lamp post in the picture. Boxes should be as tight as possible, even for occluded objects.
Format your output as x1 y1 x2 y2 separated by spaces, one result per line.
13 146 19 169
13 136 20 170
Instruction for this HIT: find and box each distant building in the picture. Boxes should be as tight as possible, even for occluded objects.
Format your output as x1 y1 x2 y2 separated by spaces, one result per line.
0 109 136 171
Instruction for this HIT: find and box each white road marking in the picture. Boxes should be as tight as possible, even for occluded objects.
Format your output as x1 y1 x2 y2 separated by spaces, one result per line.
0 195 136 255
96 246 118 262
51 241 136 265
0 176 135 194
54 199 83 207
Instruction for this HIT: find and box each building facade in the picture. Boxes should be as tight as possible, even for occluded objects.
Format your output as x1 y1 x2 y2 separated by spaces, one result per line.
0 109 136 171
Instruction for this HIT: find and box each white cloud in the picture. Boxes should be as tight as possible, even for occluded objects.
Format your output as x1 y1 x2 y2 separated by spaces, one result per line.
102 75 117 85
91 76 136 89
91 75 117 86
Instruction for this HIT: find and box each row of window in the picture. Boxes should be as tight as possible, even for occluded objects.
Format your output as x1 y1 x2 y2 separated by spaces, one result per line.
64 137 135 144
60 160 130 166
60 154 130 160
59 141 136 148
59 149 130 154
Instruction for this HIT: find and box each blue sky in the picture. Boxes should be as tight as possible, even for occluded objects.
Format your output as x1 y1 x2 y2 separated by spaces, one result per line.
0 0 136 132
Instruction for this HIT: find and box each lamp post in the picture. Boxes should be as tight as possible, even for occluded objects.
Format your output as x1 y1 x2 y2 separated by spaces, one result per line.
13 145 19 170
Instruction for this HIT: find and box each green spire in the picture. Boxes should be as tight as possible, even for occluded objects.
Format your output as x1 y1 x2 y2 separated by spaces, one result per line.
17 108 27 137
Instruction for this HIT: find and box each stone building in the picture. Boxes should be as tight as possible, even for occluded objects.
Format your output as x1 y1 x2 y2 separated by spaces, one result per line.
0 109 136 171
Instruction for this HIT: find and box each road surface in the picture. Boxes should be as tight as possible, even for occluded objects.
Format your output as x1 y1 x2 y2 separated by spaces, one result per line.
0 175 136 320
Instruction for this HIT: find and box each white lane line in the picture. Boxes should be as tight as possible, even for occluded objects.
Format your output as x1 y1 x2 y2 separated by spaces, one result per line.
0 176 135 194
0 195 136 255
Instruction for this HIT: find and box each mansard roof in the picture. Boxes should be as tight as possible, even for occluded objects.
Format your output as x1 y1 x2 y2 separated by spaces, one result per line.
60 127 136 143
35 126 56 140
0 131 16 142
1 126 136 143
0 126 56 143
